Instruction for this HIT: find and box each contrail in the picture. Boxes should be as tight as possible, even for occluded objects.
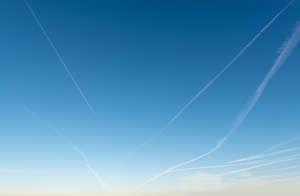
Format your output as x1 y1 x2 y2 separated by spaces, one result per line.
138 0 295 149
173 160 264 172
20 105 107 188
265 135 300 152
141 21 300 187
220 155 300 177
175 147 300 172
228 147 300 164
23 0 95 114
54 129 108 188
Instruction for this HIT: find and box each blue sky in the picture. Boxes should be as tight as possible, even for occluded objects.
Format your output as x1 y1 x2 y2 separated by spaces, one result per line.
1 0 300 195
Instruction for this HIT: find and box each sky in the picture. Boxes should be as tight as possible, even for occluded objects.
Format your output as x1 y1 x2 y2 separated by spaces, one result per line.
1 0 300 195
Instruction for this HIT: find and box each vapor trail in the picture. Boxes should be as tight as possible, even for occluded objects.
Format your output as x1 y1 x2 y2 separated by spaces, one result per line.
54 129 108 188
220 155 300 177
266 136 300 152
141 21 300 187
175 147 300 172
228 147 300 164
173 160 264 172
23 0 95 114
139 0 295 148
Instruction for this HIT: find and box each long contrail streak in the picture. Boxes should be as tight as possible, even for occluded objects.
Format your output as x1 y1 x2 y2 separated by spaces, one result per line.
228 147 300 163
173 160 264 172
54 129 107 188
141 20 300 187
23 0 95 114
265 135 300 152
139 0 295 148
220 155 300 177
175 147 300 172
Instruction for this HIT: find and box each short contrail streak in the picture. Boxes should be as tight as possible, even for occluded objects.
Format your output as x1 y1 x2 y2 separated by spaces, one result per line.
54 129 107 188
20 105 106 188
23 0 95 114
141 20 300 187
139 0 295 148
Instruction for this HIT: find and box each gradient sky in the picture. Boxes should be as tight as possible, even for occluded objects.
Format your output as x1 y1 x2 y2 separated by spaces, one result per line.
1 0 300 195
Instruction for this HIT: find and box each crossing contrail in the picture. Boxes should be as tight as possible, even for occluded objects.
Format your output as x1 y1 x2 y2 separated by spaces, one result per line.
54 129 108 188
23 0 95 114
141 20 300 187
138 0 295 148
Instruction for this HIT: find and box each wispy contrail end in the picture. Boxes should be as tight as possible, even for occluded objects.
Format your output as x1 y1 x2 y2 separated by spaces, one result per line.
139 0 295 148
221 155 300 177
173 160 264 172
141 20 300 187
265 135 300 152
23 0 95 114
228 147 300 164
54 130 107 188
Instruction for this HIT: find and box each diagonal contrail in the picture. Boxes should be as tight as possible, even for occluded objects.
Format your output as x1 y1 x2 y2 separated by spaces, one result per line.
265 135 300 152
20 105 106 188
228 147 300 164
54 129 108 188
141 20 300 187
173 160 264 172
138 0 295 148
220 155 300 177
23 0 95 114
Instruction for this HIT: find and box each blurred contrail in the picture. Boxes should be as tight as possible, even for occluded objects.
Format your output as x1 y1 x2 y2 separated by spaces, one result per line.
139 0 295 148
266 135 300 152
20 105 107 188
23 0 95 114
54 129 108 188
173 160 264 172
228 147 300 164
141 21 300 187
175 147 300 172
221 155 300 177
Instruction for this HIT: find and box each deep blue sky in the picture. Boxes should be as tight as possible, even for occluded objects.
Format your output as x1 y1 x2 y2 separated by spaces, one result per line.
1 0 300 195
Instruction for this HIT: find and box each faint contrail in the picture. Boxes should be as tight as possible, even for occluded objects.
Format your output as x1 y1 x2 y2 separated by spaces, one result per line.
20 105 107 187
139 0 295 148
220 155 300 177
141 21 300 187
173 160 264 172
23 0 95 114
54 129 108 188
175 147 300 172
228 147 300 164
265 135 300 152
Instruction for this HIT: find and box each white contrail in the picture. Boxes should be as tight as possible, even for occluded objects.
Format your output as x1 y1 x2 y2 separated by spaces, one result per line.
138 0 295 149
20 105 107 187
141 21 300 187
220 155 300 177
228 147 300 164
173 160 264 172
266 135 300 152
54 130 108 188
23 0 95 114
175 147 300 172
